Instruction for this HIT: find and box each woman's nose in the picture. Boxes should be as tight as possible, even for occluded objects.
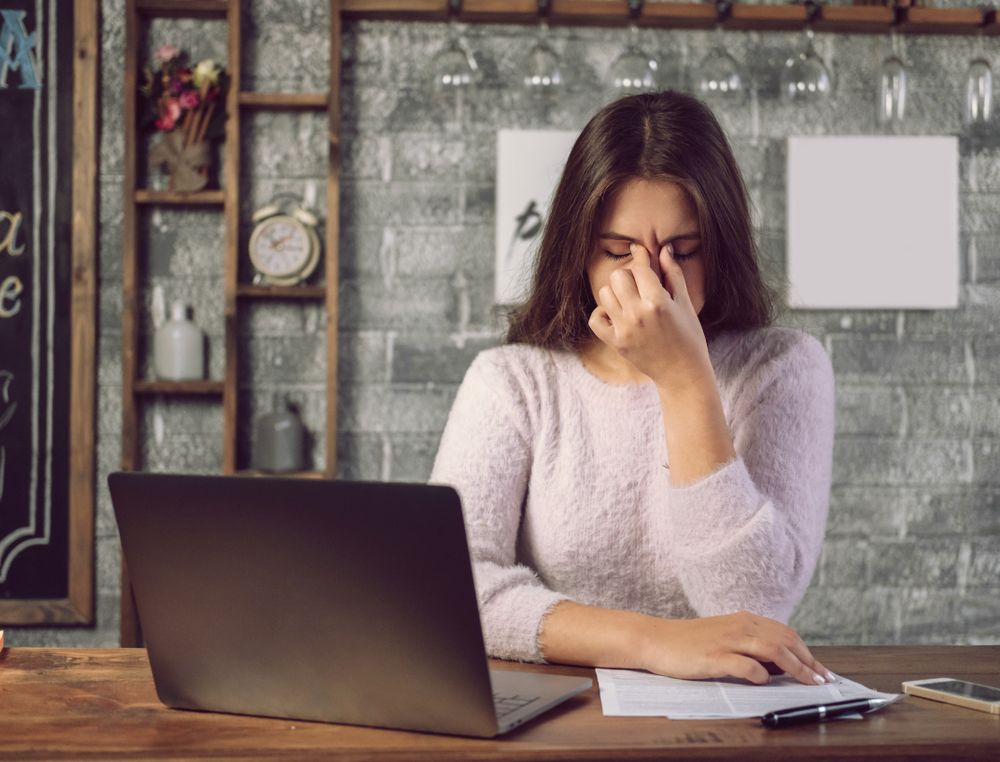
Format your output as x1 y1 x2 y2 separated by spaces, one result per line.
642 242 663 283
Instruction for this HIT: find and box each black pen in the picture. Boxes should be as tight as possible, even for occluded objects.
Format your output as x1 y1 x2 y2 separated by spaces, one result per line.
760 698 893 728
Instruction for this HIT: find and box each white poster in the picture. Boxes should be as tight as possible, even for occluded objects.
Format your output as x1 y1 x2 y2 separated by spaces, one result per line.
787 136 959 309
495 129 578 305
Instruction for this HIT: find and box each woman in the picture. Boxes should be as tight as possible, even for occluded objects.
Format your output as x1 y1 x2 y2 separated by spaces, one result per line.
430 91 835 686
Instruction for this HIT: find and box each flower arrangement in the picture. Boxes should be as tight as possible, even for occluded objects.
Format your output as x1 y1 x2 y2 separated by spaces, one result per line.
140 45 228 192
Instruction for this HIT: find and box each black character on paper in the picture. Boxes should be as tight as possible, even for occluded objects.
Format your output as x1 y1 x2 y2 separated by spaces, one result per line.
507 199 543 267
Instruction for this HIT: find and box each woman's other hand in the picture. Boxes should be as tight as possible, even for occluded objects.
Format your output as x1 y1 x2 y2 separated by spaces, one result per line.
541 602 833 686
638 610 832 686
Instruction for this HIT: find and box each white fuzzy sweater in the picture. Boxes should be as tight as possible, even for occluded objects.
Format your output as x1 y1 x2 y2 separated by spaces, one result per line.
429 326 836 663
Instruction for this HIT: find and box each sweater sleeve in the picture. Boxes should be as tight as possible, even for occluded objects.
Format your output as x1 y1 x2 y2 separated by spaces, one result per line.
429 350 571 662
657 332 835 622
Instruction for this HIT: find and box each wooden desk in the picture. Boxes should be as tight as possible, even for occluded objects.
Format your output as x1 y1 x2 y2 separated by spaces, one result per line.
1 646 998 760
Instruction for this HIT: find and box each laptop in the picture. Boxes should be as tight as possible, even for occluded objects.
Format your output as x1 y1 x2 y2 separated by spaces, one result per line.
108 472 592 737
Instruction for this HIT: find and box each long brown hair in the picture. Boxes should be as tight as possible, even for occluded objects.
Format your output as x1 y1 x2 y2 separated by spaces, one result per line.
505 90 777 350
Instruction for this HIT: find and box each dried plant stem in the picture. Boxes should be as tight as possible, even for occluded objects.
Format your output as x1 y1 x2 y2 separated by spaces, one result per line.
180 109 196 147
194 101 216 145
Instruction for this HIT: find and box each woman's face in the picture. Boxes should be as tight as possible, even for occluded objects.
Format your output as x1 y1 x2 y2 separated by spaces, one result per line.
587 177 706 315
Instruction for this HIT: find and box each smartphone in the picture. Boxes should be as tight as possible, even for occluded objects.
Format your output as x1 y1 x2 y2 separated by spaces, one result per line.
902 677 1000 715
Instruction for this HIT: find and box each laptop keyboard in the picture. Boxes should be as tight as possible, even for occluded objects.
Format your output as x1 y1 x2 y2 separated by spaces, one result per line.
493 692 541 719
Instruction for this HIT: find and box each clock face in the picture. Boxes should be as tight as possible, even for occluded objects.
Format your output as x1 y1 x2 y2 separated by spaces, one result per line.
249 216 312 279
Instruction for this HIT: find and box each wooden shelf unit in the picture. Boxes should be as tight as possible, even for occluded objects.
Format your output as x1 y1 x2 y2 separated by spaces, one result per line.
120 0 341 646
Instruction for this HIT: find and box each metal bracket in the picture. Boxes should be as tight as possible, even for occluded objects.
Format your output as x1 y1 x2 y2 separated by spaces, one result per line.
715 0 733 23
627 0 643 20
537 0 552 16
447 0 461 17
802 0 822 24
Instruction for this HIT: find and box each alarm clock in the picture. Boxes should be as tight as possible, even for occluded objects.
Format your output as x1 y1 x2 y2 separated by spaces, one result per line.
248 197 321 286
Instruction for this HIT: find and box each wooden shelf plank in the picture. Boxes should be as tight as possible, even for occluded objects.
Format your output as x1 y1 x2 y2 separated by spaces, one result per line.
341 0 446 21
898 7 988 34
550 0 635 26
724 4 807 31
462 0 538 23
813 6 895 34
135 190 225 205
236 469 327 480
239 92 328 110
135 0 229 18
134 380 225 396
236 284 326 300
641 2 717 29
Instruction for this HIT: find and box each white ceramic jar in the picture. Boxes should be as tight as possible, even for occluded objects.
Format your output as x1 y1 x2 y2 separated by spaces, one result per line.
153 302 205 381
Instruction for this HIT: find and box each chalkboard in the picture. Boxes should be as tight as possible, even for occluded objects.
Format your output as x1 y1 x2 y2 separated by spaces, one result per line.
0 0 97 625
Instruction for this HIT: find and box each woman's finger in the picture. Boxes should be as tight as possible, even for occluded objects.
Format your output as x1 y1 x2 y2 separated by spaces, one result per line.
659 244 691 304
715 653 771 686
626 243 667 303
588 306 614 344
609 266 641 311
737 635 825 686
597 284 624 326
784 629 833 683
748 615 832 683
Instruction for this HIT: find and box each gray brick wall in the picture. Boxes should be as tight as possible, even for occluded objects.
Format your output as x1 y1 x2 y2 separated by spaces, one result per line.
8 0 999 648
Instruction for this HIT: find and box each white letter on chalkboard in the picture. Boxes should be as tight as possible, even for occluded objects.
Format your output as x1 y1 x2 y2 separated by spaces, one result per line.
0 275 22 318
0 212 25 256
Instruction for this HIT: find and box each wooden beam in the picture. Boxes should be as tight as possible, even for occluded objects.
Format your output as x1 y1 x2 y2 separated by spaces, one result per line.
69 0 100 627
120 0 141 648
328 0 343 479
223 0 241 476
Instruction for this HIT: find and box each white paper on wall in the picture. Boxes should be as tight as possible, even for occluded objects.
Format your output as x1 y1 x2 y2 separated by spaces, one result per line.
786 136 959 310
495 129 578 305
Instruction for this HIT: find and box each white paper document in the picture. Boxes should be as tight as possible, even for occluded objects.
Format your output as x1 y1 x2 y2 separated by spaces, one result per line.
596 669 900 719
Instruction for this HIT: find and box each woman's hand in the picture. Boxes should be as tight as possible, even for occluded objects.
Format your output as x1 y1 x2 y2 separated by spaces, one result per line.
638 610 832 686
588 242 711 392
540 602 832 687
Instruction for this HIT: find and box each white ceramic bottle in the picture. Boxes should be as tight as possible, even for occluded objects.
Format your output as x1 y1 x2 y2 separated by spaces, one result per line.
153 302 205 381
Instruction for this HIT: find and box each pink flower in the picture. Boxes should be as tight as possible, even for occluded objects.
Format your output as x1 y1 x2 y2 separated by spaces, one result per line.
155 44 179 64
178 90 200 110
156 97 182 131
155 114 176 131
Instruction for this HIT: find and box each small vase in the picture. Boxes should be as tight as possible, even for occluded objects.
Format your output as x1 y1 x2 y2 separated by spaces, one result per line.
153 302 205 381
253 394 306 473
149 131 210 193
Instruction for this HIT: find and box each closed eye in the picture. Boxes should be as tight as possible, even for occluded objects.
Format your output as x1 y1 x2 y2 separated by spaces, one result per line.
603 248 700 262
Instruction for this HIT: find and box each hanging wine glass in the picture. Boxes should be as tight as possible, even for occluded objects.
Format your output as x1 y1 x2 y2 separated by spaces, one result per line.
607 24 659 93
695 26 745 99
429 20 480 94
522 20 563 93
876 30 907 129
963 34 993 129
780 28 833 102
